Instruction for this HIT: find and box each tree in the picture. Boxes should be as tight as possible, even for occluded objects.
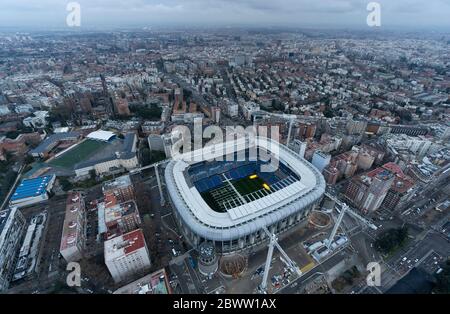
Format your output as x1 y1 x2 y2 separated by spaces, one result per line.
375 227 409 255
89 169 96 181
434 259 450 294
141 147 151 166
59 177 73 192
25 155 34 165
130 104 162 120
5 131 20 139
323 105 335 118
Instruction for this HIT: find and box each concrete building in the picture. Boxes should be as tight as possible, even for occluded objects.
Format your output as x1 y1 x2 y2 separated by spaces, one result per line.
22 111 49 128
13 211 47 282
102 175 135 204
148 134 164 152
60 192 86 263
113 268 171 294
346 120 367 135
289 139 307 158
226 102 239 117
0 207 26 291
104 229 151 283
211 106 221 123
142 121 164 135
323 166 339 185
104 200 141 238
115 97 131 116
29 132 81 158
312 150 331 173
345 165 398 213
9 175 56 209
242 102 260 120
356 150 376 171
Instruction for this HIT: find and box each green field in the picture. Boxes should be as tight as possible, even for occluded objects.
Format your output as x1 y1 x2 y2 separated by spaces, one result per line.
233 176 268 196
49 139 107 168
200 175 271 213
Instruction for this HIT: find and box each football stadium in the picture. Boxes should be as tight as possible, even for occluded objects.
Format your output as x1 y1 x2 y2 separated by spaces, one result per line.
165 137 326 253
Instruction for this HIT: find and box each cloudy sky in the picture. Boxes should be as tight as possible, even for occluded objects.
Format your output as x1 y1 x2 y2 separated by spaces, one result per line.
1 0 449 30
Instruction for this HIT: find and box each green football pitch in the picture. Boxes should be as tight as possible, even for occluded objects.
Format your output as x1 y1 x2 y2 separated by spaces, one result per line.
200 175 272 213
49 139 107 168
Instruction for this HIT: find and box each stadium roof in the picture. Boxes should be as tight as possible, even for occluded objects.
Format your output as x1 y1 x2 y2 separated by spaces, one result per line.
165 137 326 241
30 132 80 155
74 133 136 170
10 175 55 201
87 130 116 142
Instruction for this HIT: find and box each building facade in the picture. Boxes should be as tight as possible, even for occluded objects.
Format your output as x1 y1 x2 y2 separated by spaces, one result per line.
60 192 86 263
104 229 151 283
0 207 26 291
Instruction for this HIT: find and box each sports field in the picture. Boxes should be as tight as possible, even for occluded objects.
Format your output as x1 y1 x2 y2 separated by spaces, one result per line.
200 175 272 213
49 139 106 168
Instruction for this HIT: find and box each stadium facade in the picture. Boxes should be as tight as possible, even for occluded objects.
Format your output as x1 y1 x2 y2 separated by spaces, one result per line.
165 137 326 253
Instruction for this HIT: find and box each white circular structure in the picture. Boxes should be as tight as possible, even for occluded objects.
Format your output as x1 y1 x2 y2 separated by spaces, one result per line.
165 137 326 253
198 242 219 277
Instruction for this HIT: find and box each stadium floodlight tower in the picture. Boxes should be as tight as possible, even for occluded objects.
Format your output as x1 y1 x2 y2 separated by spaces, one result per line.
286 117 295 147
323 192 377 249
324 203 349 249
154 163 165 207
259 226 302 293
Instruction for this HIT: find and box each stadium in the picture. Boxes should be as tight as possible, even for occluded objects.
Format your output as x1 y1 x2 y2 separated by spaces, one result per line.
165 136 326 254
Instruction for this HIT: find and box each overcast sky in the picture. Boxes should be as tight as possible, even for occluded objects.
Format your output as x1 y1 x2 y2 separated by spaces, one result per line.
1 0 449 30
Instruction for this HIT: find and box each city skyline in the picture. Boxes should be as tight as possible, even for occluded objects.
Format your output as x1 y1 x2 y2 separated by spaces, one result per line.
1 0 450 30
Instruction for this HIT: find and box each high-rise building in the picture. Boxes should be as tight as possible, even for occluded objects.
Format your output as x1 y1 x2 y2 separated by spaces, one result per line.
226 102 239 117
115 97 131 116
102 175 135 204
345 166 397 213
104 229 151 283
104 200 141 238
323 166 339 185
60 192 86 263
174 88 183 108
0 207 26 291
289 139 307 158
298 122 317 140
312 150 331 173
360 170 394 212
211 106 221 123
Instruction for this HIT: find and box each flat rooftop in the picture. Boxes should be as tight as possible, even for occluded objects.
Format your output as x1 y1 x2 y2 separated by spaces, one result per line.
11 175 54 201
60 192 84 252
113 268 171 294
104 229 146 261
104 200 137 225
102 174 132 192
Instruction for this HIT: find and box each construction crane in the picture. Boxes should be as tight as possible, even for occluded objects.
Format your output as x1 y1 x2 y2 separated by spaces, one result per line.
259 226 302 293
323 192 377 249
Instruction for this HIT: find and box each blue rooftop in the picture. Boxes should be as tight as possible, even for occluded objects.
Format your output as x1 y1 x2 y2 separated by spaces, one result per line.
10 175 54 201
